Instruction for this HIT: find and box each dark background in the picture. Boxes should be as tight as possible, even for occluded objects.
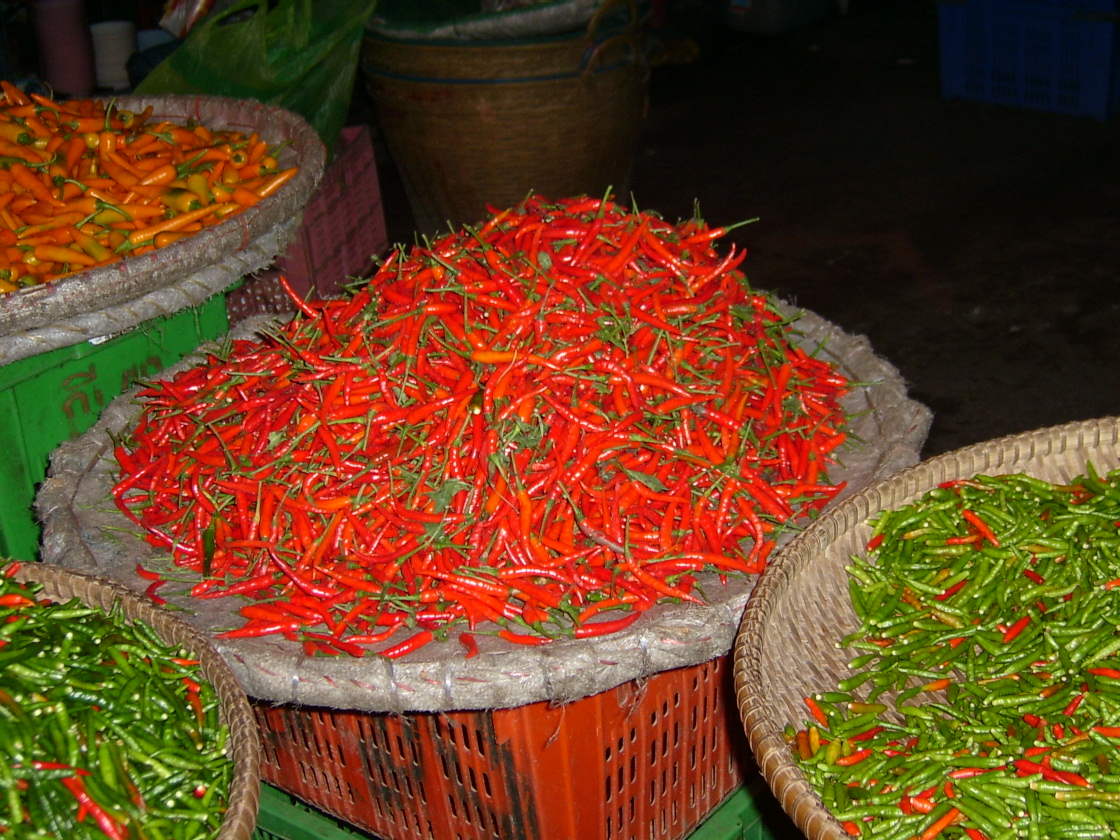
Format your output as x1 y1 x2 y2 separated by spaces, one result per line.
372 0 1120 460
5 0 1118 460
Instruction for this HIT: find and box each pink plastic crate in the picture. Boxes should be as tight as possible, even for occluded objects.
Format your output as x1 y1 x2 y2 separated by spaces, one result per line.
228 124 388 324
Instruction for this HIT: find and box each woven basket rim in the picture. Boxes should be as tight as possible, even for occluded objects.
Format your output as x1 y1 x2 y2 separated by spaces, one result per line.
9 562 261 840
0 94 326 339
732 415 1120 840
37 297 932 713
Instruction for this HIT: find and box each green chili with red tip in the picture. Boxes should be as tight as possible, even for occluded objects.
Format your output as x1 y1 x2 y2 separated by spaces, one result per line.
791 468 1120 840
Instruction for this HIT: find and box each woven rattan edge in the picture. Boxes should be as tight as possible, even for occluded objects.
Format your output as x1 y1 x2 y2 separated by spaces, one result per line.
9 563 261 840
0 95 326 341
36 294 932 713
733 415 1120 840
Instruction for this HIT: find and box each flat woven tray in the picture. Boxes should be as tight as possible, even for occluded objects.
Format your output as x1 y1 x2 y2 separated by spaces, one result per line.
0 95 326 365
733 415 1120 840
10 562 262 840
37 302 931 714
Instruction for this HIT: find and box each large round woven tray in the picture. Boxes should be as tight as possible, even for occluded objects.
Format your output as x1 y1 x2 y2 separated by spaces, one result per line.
732 415 1120 840
9 562 261 840
0 95 326 365
36 302 931 714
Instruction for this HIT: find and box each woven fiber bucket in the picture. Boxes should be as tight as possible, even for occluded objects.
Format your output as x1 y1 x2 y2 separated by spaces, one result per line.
8 562 261 840
361 5 648 234
733 416 1120 840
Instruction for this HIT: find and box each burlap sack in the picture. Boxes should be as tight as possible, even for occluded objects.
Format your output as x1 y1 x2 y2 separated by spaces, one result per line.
0 95 326 366
36 302 931 713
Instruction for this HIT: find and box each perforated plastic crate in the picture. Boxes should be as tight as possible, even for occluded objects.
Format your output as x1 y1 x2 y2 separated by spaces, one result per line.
0 295 228 562
938 0 1120 119
227 124 388 324
253 655 752 840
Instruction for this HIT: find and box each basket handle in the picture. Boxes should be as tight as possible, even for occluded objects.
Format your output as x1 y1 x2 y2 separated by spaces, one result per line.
581 0 645 75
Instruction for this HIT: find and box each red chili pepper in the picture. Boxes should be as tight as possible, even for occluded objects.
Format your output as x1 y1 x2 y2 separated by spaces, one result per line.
60 776 127 840
380 629 435 659
1001 615 1031 643
919 807 962 840
111 194 852 655
803 695 829 727
573 611 640 638
834 748 873 767
961 508 1000 546
458 632 479 658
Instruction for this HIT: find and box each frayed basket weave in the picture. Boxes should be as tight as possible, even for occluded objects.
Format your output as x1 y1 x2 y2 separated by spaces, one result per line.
733 415 1120 840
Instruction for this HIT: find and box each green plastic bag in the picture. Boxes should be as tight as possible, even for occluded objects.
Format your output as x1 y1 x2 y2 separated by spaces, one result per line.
135 0 376 157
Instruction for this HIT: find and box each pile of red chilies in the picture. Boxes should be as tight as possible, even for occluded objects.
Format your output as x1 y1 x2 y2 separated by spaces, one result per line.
113 194 852 658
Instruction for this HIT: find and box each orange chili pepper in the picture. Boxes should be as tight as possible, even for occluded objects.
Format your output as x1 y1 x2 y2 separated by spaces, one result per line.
32 243 98 267
0 80 28 106
0 90 297 292
124 202 239 248
8 163 63 207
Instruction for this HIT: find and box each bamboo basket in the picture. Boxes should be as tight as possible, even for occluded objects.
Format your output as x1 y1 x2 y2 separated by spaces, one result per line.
9 563 262 840
361 2 648 235
733 416 1120 840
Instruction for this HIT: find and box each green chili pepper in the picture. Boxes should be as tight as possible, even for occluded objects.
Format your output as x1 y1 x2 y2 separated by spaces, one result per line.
0 564 232 838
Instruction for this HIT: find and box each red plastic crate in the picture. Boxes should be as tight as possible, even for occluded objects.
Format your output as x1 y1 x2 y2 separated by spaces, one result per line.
252 654 751 840
228 124 388 324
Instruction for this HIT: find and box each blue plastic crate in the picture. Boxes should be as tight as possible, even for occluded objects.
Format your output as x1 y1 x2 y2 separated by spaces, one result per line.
1031 0 1118 9
938 0 1120 119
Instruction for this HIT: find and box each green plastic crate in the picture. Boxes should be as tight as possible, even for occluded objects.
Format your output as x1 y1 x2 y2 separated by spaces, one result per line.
252 779 798 840
255 785 378 840
0 295 229 562
688 778 800 840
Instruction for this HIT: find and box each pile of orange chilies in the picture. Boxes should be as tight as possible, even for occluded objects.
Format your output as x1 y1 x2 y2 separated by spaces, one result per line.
0 80 297 295
113 194 853 659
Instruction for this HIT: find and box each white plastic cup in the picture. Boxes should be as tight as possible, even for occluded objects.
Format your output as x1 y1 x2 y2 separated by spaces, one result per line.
90 20 138 91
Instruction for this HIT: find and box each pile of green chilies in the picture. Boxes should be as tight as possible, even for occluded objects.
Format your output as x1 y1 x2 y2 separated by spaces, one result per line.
0 563 231 840
112 193 853 658
791 466 1120 840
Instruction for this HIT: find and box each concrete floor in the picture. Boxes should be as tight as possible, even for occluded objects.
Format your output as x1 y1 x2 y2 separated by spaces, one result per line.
372 0 1120 460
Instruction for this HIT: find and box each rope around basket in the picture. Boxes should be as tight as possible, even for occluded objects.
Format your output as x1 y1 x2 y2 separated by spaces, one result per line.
36 302 931 714
10 562 262 840
732 415 1120 840
0 95 326 364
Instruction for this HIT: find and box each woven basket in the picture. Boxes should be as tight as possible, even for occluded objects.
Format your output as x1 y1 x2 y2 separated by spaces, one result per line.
9 563 262 840
36 300 931 713
732 415 1120 840
0 95 326 364
361 3 648 235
